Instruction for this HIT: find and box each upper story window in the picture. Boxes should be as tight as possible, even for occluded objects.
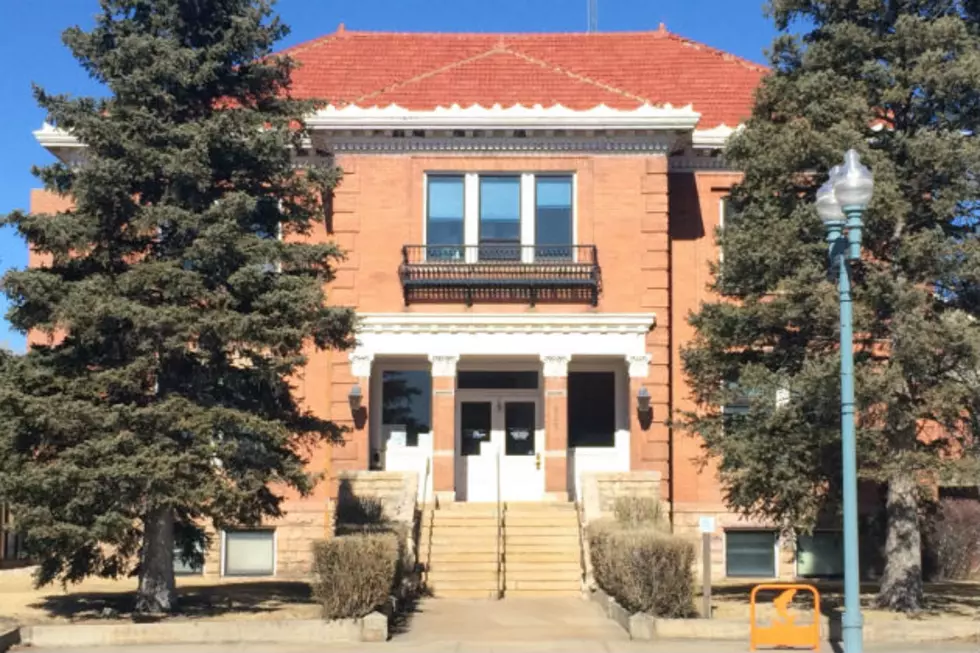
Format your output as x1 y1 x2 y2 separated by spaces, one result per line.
536 176 573 259
426 175 465 260
479 175 522 260
424 172 575 262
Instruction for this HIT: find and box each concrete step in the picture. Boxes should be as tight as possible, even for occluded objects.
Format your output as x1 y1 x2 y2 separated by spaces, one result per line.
427 570 498 582
430 559 500 573
432 589 501 599
420 538 498 550
504 535 580 546
421 551 499 563
505 561 582 572
504 569 581 582
504 579 581 591
504 544 581 555
505 529 578 535
505 589 582 598
504 517 578 527
427 577 501 591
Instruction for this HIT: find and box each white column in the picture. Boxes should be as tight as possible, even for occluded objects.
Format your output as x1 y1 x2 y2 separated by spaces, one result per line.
464 173 479 263
521 173 536 263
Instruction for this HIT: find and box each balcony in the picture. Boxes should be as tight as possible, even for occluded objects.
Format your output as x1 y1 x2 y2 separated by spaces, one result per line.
399 245 600 306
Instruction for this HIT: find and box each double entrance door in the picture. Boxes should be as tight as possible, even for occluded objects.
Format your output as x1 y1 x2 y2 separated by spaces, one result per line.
455 390 544 502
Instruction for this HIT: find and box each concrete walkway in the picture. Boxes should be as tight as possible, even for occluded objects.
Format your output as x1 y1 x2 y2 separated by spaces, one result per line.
22 641 980 653
393 597 628 643
19 596 980 652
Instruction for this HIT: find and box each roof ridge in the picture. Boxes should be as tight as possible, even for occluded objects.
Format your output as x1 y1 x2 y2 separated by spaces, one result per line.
352 46 508 105
337 28 668 37
504 47 650 105
279 28 349 58
662 31 769 73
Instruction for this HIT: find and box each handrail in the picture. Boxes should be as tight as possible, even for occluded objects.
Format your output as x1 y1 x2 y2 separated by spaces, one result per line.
496 441 503 599
416 455 433 584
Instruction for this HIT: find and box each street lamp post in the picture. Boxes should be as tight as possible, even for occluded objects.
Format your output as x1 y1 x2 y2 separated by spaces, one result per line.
815 149 874 653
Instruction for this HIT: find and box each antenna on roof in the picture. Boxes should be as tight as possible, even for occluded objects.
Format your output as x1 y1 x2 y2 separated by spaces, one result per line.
587 0 598 32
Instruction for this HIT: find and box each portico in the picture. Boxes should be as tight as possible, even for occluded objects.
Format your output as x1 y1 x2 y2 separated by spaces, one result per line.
351 313 657 502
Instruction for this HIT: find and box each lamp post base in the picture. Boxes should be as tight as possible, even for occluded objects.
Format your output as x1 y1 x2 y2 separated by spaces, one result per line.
841 612 863 653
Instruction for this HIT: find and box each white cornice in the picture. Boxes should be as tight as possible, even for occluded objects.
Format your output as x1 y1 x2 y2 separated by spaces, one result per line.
33 123 84 149
356 313 656 335
307 103 701 131
692 123 741 149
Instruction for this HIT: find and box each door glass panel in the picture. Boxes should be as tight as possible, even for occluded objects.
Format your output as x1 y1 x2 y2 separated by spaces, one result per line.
504 402 536 456
427 175 465 260
460 402 492 456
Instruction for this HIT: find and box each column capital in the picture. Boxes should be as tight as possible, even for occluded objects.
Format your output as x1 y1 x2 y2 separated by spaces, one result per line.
349 351 374 378
627 353 652 378
428 354 459 377
541 354 572 378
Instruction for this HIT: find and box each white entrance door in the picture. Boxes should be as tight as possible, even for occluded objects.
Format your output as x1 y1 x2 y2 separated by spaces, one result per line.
456 392 544 502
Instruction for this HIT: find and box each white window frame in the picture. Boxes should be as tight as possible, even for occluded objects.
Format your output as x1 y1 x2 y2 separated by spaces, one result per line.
370 359 434 453
220 528 277 578
423 172 577 262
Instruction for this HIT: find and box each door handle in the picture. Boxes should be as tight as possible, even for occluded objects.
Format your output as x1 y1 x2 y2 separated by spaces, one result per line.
535 452 542 470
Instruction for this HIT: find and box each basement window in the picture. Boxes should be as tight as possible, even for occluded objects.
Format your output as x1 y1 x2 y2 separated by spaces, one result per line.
223 530 275 577
725 530 777 578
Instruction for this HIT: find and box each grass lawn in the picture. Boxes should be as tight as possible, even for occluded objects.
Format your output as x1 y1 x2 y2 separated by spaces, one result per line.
0 568 320 625
704 579 980 622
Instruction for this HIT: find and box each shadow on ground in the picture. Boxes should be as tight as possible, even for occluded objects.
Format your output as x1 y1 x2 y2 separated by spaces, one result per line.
29 581 316 623
713 581 980 618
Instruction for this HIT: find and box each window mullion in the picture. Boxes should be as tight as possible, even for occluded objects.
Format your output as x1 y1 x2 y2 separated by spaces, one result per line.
464 173 479 263
520 173 535 263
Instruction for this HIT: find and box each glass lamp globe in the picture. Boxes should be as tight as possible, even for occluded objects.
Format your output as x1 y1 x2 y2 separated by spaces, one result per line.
833 149 874 210
816 178 844 224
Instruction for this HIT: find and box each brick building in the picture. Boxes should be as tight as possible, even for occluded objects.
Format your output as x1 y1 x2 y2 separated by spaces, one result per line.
32 26 838 586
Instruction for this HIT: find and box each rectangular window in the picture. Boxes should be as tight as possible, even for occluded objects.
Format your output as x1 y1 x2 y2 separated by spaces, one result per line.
460 402 492 456
796 531 843 578
535 175 573 260
173 545 204 576
426 175 465 260
224 530 275 576
725 530 777 578
568 371 616 447
457 370 539 390
479 175 521 260
381 370 431 447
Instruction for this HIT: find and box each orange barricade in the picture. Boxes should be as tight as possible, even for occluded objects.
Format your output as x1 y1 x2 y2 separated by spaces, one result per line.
749 583 820 651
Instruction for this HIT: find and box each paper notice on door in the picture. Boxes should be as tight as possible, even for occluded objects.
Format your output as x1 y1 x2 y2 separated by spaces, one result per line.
384 424 407 448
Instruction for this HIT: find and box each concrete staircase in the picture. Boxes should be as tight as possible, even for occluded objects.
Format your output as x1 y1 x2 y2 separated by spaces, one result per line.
419 502 583 599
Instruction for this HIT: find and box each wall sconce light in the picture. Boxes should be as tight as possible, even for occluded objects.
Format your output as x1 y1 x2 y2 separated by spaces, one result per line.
348 383 363 415
636 386 652 417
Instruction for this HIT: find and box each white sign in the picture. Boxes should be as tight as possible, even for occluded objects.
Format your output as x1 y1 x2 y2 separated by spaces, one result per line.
699 516 716 534
385 425 407 448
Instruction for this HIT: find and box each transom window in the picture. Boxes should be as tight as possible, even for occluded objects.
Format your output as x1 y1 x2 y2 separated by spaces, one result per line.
425 173 574 261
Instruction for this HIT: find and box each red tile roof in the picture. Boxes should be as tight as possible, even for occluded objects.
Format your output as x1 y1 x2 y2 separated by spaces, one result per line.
282 25 766 129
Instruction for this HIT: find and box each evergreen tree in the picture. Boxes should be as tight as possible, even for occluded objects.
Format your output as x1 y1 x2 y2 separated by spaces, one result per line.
681 0 980 611
0 0 353 613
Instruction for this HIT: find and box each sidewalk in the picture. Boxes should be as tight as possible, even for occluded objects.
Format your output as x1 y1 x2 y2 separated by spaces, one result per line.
20 641 980 653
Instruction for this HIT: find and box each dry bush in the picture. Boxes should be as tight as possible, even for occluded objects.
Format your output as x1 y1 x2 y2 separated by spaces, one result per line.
311 533 400 619
612 496 668 529
925 498 980 580
589 520 696 617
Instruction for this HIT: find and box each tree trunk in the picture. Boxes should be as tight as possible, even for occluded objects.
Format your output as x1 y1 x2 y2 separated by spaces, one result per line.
136 506 177 614
875 471 923 612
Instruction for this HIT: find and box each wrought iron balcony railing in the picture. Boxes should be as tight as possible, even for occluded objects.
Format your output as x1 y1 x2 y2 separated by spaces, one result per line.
399 244 600 306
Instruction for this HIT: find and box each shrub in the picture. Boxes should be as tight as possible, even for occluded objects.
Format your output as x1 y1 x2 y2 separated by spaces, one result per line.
312 533 400 619
925 498 980 580
589 520 696 617
613 496 667 529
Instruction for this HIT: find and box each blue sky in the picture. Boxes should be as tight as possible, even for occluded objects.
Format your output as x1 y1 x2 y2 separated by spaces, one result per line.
0 0 779 352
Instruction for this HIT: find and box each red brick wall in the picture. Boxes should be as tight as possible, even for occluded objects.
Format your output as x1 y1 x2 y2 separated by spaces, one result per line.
28 157 735 513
